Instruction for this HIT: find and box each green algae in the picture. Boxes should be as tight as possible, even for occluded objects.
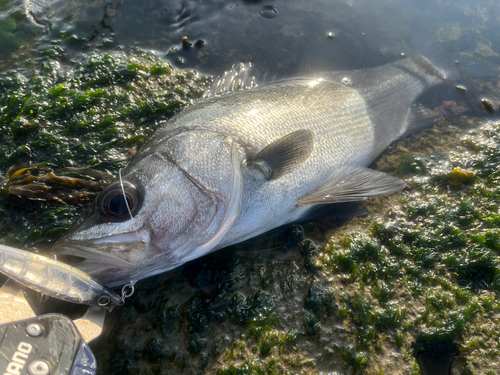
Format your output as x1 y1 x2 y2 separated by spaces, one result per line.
0 47 209 245
89 232 348 374
3 52 500 373
317 119 500 374
0 48 207 171
342 348 368 373
0 3 499 374
1 55 500 374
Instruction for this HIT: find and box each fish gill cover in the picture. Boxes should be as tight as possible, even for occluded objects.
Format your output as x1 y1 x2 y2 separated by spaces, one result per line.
0 0 500 374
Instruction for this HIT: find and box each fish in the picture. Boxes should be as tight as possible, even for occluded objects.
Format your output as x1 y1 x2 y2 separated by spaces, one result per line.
0 243 123 310
52 56 457 287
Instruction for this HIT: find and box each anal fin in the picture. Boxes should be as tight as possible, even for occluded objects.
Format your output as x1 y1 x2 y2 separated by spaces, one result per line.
297 165 407 207
399 102 441 138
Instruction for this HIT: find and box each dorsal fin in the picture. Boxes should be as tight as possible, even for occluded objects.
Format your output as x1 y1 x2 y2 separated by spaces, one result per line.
206 63 258 98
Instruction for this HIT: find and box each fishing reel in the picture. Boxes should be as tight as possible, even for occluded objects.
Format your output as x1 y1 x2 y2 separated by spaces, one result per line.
0 279 103 375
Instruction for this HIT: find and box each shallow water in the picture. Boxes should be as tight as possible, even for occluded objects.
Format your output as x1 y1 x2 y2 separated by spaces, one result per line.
1 0 500 374
3 0 500 74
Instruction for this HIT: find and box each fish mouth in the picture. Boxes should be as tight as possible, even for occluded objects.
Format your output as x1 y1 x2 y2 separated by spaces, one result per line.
53 230 150 277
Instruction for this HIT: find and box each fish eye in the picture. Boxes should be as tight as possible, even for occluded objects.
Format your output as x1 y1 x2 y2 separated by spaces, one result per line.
98 181 142 222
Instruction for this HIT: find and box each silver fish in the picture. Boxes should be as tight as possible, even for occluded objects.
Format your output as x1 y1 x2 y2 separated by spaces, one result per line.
0 243 123 310
54 57 445 287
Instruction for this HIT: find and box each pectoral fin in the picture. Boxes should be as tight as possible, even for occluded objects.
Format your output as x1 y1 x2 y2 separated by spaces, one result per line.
249 130 314 180
297 165 407 207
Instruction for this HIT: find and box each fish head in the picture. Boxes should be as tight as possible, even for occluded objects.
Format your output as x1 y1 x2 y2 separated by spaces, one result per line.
54 130 243 287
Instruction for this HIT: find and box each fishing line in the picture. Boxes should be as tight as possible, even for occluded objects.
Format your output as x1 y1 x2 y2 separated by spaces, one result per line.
119 168 134 220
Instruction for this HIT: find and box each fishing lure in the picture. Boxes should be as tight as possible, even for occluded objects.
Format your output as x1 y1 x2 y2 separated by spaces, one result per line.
0 243 124 311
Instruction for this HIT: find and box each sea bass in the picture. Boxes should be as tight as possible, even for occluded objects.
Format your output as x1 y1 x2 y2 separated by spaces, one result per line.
54 57 444 287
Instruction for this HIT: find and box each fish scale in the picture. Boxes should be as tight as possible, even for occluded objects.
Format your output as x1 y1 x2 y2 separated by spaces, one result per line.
53 57 442 287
